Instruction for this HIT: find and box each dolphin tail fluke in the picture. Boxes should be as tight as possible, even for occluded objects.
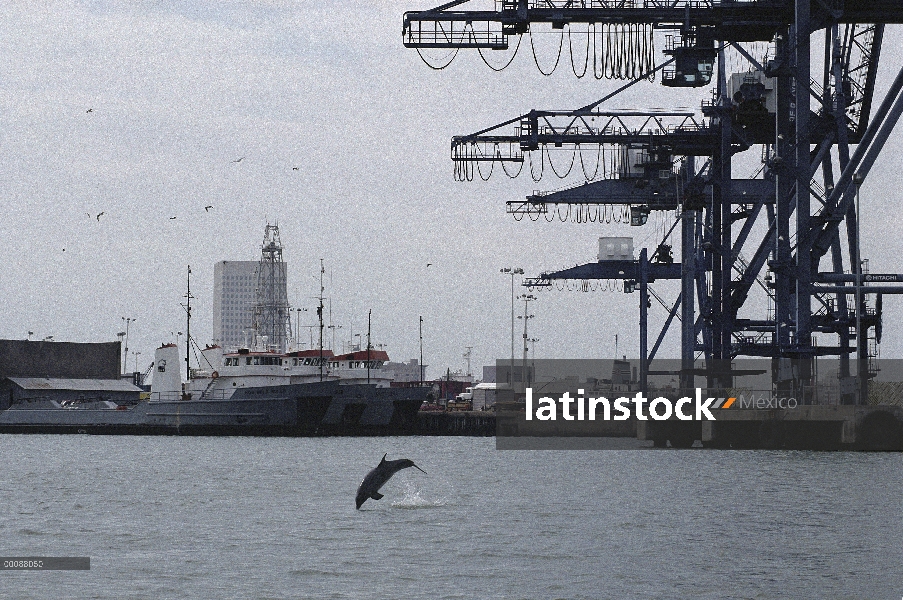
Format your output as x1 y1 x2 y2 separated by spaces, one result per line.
371 492 384 500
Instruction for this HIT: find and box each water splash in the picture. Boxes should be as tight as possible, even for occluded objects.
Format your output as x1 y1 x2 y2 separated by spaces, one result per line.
390 481 445 509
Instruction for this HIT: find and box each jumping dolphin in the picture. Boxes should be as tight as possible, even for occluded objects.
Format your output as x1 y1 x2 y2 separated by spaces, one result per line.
356 454 426 509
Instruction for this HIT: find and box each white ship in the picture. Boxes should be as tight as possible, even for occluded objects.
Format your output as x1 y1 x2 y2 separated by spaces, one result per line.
186 340 393 400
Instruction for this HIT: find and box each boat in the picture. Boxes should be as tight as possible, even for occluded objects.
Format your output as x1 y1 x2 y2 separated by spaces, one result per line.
0 252 431 435
185 341 394 399
0 343 429 436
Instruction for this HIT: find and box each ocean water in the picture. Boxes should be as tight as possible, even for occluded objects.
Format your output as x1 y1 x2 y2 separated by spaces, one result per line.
0 435 900 599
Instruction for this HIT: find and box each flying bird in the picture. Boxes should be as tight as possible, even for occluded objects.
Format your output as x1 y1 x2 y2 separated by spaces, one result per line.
96 212 105 221
292 167 299 171
86 108 93 113
427 263 432 267
355 454 427 509
232 157 244 163
204 205 213 212
170 216 177 220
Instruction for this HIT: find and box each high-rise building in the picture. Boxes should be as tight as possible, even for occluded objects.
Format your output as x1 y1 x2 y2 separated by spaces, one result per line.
213 261 259 351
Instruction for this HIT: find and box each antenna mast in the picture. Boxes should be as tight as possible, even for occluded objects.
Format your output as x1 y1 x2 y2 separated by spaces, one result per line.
183 265 193 382
251 223 292 352
318 259 325 381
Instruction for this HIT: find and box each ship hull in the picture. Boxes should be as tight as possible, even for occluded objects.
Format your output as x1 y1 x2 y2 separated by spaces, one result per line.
0 381 429 436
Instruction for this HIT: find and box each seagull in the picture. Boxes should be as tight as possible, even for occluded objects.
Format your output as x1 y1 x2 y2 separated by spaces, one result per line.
204 205 213 212
86 108 93 113
292 167 299 171
96 212 105 221
170 216 177 220
427 263 432 267
232 157 244 163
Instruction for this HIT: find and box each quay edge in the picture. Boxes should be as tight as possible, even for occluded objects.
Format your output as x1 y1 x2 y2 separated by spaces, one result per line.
638 404 903 450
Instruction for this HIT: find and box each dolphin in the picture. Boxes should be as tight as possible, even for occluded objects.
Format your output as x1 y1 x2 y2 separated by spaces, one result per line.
356 454 427 509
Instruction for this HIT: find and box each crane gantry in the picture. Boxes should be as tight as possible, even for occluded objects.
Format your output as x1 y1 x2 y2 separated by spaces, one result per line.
402 0 903 404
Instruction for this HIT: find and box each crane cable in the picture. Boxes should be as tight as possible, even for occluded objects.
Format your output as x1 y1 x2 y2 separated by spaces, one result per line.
547 149 576 178
416 46 460 70
569 24 590 78
579 144 602 180
529 149 544 182
529 26 564 76
477 34 524 72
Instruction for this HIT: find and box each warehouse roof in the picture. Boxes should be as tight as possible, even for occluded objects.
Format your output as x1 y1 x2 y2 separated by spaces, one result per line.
5 377 142 392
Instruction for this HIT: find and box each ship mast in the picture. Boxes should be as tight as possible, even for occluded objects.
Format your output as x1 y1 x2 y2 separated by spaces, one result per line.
318 259 325 382
184 265 193 382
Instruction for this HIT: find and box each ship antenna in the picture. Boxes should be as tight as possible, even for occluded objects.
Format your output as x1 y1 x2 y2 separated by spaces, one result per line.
367 309 372 385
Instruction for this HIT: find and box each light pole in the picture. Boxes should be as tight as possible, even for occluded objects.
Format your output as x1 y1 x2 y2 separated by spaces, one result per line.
419 316 424 386
518 294 535 386
500 267 523 384
132 351 141 373
528 337 539 366
117 331 126 367
121 317 135 374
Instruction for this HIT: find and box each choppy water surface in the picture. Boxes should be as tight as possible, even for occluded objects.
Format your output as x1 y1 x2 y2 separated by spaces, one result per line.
0 435 900 599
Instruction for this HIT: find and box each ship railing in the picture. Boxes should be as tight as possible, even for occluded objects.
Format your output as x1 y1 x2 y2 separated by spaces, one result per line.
148 391 182 402
198 389 230 400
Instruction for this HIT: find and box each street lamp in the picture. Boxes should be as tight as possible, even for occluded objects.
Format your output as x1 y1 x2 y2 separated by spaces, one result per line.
419 316 424 386
500 267 524 384
528 337 540 385
121 317 135 374
517 294 536 386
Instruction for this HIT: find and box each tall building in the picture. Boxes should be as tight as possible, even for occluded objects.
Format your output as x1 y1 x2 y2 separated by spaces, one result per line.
212 224 292 352
213 261 259 351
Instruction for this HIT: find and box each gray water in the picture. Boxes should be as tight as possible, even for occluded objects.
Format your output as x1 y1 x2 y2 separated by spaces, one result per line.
0 435 900 599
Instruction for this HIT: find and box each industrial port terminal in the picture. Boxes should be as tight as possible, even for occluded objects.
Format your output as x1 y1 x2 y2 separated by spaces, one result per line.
400 0 903 449
4 1 903 449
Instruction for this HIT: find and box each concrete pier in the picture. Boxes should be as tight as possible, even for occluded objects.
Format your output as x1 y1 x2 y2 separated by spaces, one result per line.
637 404 903 450
416 411 495 436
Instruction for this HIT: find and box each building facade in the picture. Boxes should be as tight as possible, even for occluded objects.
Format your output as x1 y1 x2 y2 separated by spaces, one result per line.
383 359 424 383
213 261 260 351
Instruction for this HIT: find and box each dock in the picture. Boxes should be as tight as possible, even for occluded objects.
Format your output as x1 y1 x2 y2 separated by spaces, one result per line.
416 410 495 436
639 404 903 451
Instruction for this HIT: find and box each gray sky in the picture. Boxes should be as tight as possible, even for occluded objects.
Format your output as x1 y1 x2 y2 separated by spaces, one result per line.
2 2 902 377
